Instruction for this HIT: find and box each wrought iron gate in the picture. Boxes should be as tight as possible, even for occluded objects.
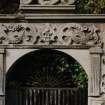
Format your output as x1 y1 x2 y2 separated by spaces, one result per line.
6 87 87 105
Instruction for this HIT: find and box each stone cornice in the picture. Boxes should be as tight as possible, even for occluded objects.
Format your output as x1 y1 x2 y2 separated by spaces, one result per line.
20 5 75 14
0 14 105 22
20 5 75 10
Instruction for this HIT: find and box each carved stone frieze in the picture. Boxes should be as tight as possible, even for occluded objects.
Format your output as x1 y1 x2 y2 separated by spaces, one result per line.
59 24 102 46
21 0 74 5
38 0 59 5
0 23 102 48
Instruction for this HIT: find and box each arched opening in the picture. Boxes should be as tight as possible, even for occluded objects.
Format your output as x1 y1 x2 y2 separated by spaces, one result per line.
6 49 88 105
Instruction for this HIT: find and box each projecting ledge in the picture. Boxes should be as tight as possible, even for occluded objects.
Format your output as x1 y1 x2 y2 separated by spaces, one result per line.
0 14 104 21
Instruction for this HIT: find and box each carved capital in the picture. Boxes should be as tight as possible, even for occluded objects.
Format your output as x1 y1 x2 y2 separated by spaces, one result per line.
89 47 103 54
0 49 5 54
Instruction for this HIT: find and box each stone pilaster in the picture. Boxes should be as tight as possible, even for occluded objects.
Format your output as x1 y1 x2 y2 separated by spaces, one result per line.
0 49 5 105
89 47 103 96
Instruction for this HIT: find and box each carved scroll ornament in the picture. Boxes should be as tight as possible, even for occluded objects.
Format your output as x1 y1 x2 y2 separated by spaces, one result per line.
101 75 105 93
21 0 74 5
0 23 102 48
38 0 59 5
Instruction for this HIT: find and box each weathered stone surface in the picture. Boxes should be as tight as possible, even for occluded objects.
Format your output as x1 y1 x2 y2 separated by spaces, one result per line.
101 53 105 94
0 49 5 96
0 23 102 48
20 0 74 5
88 96 105 105
38 0 59 5
89 47 103 96
102 74 105 93
0 97 5 105
0 13 104 105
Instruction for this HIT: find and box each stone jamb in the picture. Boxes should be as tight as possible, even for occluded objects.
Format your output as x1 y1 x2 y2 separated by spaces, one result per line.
0 49 6 105
88 47 104 105
89 47 103 96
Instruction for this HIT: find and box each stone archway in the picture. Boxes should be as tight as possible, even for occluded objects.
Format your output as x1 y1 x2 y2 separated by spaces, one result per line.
0 22 103 105
0 0 104 103
6 49 88 105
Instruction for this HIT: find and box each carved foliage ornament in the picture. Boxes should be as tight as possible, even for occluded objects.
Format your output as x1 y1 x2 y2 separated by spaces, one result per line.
101 56 105 93
22 0 74 5
0 23 102 47
101 74 105 93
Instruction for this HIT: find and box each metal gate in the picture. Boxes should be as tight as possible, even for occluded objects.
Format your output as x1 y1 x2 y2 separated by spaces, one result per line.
6 87 88 105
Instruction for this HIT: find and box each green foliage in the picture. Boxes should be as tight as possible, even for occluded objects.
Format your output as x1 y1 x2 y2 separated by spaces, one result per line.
55 58 88 88
7 56 88 89
6 49 88 89
70 63 88 88
76 0 105 14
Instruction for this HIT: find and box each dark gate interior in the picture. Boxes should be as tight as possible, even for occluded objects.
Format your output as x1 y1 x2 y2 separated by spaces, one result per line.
6 49 88 105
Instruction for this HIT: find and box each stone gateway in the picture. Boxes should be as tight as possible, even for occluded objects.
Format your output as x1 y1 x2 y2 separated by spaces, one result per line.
0 0 105 105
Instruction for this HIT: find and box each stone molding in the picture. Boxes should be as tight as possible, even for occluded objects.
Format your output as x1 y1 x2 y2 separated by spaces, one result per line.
20 5 76 14
0 23 103 48
0 49 5 54
0 14 105 21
